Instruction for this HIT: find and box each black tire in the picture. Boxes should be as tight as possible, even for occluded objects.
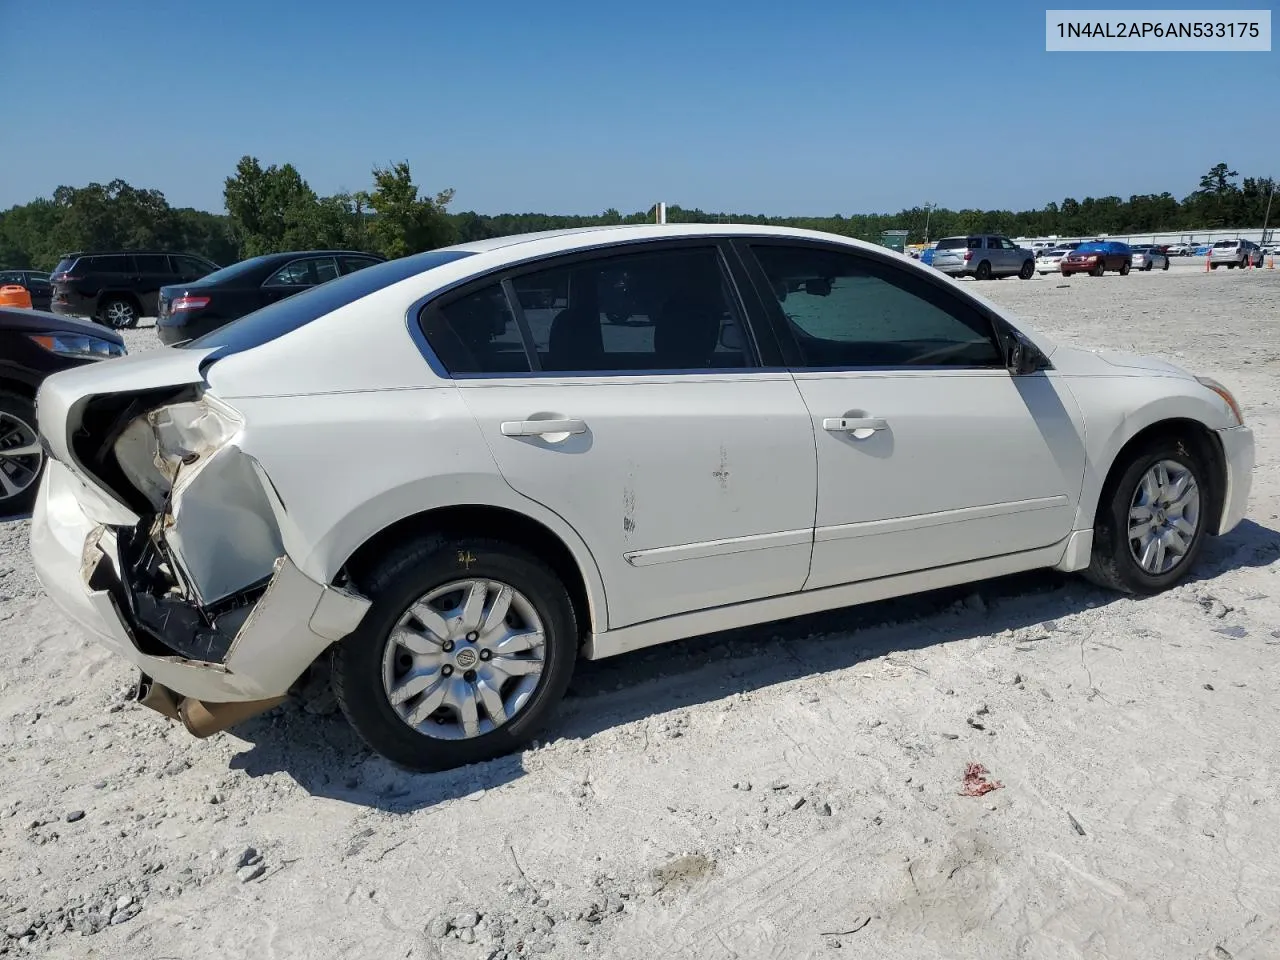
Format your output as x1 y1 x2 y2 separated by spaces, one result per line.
1119 261 1130 276
1211 263 1220 270
975 260 992 280
332 535 578 771
1143 262 1153 272
1162 260 1170 271
1018 260 1034 280
0 391 44 516
1083 437 1208 595
1091 261 1105 277
99 297 138 329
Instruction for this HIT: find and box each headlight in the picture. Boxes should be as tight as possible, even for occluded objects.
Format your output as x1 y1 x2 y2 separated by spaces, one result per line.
28 333 126 360
1196 376 1244 426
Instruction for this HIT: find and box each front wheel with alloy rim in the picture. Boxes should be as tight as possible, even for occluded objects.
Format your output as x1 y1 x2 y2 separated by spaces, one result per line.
99 298 138 329
332 536 577 771
974 261 992 280
1019 260 1034 279
1119 261 1131 276
0 392 44 516
1084 439 1207 594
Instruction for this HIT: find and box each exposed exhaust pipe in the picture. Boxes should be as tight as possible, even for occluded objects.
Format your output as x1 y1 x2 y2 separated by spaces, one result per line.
134 674 285 738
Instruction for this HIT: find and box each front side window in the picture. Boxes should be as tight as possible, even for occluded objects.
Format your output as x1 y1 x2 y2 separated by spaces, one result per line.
511 246 752 374
174 255 215 280
751 244 1003 369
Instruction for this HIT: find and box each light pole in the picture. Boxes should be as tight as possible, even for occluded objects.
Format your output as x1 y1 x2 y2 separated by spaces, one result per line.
924 202 935 243
1262 177 1275 245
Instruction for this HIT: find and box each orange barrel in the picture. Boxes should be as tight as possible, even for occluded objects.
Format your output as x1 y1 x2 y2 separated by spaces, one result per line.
0 284 33 308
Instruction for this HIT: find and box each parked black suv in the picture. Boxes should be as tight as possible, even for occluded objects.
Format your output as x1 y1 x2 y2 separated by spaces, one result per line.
50 251 220 329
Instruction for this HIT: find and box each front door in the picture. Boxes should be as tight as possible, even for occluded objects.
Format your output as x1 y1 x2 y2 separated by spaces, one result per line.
739 240 1086 591
417 242 818 629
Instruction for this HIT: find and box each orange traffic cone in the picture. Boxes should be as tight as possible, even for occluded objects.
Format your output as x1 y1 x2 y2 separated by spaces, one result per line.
1204 247 1211 272
1269 256 1275 270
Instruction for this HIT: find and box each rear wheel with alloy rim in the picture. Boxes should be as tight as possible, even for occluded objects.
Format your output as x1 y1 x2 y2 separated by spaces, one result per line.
1084 439 1207 594
0 392 43 515
100 298 138 329
332 536 577 771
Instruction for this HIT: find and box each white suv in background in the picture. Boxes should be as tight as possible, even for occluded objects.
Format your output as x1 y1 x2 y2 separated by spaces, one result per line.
1209 239 1264 269
30 225 1254 771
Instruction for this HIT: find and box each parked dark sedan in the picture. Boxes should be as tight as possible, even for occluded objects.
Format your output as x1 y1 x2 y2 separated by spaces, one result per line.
0 307 126 514
0 269 53 311
1061 241 1133 277
155 250 385 346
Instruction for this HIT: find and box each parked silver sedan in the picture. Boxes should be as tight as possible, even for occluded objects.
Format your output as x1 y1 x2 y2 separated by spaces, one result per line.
1130 245 1170 272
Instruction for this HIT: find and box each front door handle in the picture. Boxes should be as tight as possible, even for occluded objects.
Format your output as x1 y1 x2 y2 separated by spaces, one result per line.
822 417 888 434
500 418 587 438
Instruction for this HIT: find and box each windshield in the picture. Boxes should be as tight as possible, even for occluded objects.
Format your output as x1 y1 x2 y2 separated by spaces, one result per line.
186 250 475 354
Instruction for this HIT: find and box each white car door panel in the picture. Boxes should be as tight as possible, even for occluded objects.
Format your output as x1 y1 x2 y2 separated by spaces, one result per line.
421 243 819 630
460 376 817 627
794 369 1085 589
742 240 1086 592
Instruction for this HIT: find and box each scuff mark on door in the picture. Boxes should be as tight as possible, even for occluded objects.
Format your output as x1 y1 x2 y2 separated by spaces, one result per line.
712 445 730 490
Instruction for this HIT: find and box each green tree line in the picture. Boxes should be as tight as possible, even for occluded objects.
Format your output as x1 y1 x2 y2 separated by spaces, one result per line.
0 159 1272 271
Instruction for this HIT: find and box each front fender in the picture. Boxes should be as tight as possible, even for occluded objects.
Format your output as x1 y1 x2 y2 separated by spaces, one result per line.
1063 376 1234 532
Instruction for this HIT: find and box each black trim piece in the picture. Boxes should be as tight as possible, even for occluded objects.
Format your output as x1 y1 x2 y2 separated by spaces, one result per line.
501 277 542 372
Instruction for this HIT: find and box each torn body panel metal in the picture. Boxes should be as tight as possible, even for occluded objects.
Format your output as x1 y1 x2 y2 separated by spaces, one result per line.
32 408 370 706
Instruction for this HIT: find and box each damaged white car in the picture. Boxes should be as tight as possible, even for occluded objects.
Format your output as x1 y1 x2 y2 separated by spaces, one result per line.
31 225 1254 771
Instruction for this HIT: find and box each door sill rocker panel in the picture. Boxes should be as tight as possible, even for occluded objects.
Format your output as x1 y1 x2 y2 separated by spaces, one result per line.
584 537 1070 659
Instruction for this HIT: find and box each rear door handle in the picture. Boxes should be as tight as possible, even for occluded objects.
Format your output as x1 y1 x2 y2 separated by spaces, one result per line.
500 419 588 438
822 417 888 433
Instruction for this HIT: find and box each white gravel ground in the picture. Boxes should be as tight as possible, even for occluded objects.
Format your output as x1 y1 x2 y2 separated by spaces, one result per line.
2 263 1279 959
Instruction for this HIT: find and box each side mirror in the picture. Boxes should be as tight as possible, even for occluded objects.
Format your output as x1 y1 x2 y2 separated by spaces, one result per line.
1006 330 1047 375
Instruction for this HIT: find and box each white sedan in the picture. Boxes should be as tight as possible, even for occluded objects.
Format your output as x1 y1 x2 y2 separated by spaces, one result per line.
30 225 1254 771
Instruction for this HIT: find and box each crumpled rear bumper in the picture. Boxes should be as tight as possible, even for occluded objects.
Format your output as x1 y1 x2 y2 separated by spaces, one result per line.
31 459 370 703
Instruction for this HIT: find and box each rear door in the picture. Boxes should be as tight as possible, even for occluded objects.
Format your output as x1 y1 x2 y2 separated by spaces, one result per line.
419 240 819 629
737 239 1085 590
132 254 173 315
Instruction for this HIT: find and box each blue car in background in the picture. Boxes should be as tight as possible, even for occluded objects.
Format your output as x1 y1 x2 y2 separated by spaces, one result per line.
921 247 935 266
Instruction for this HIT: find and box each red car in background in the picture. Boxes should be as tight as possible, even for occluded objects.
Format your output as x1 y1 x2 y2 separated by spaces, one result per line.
1061 241 1132 277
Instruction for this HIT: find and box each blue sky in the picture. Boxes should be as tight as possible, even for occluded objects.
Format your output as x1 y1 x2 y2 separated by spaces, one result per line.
2 0 1275 215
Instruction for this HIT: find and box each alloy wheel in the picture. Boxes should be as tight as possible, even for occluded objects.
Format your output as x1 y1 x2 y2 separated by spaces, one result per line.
0 411 42 505
1127 459 1200 575
103 300 136 329
381 578 546 740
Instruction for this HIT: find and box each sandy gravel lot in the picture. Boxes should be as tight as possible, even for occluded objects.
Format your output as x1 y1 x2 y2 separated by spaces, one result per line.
2 264 1278 959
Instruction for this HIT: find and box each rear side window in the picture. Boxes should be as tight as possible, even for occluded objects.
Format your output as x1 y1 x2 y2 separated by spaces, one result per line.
339 255 381 274
86 255 129 273
186 250 474 354
424 285 530 374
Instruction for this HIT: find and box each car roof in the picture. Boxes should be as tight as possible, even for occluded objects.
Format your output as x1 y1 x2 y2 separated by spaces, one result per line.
439 223 906 260
58 250 213 258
